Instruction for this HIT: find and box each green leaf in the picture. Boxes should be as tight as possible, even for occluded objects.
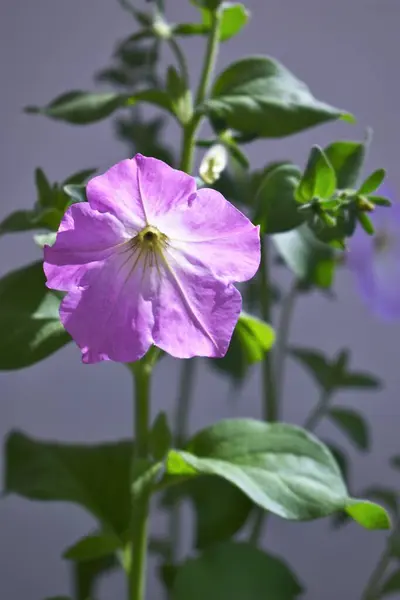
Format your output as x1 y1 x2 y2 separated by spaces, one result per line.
172 542 303 600
4 431 131 535
357 211 375 236
63 184 87 204
204 57 351 138
289 347 332 390
337 371 381 389
191 0 222 9
328 408 370 451
295 146 336 203
273 225 335 288
25 91 129 125
358 168 386 195
362 487 398 517
345 499 390 530
254 163 304 233
35 168 53 207
132 88 175 115
0 262 71 370
62 168 96 187
391 455 400 470
369 195 392 207
167 420 349 521
381 570 400 597
63 531 121 561
162 476 252 550
150 412 172 461
173 22 209 36
73 555 117 600
212 312 275 382
166 67 193 124
324 140 367 188
203 3 249 42
0 209 59 236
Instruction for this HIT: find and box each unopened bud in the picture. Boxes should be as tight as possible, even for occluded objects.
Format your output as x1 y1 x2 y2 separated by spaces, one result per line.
357 195 375 212
199 144 228 185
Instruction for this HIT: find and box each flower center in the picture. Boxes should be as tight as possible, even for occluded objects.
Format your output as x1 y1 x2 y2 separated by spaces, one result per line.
128 225 169 272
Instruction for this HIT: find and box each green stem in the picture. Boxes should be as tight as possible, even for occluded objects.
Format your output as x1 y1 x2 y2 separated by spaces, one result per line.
179 8 221 173
248 237 276 545
169 359 197 562
304 389 331 431
274 279 298 401
259 236 277 422
361 544 392 600
128 358 153 600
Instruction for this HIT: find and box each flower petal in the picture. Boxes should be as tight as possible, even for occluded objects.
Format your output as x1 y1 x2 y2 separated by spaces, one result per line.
59 250 158 363
158 187 260 282
152 247 242 358
87 158 147 231
135 154 197 221
44 203 129 291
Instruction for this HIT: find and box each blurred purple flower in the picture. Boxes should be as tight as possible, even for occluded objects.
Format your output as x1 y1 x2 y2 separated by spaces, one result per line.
44 154 260 363
347 187 400 319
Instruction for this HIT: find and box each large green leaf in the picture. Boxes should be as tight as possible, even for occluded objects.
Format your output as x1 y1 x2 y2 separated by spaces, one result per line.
204 57 352 138
273 224 335 288
26 91 129 125
165 419 389 527
0 262 71 370
162 476 252 550
172 542 303 600
328 407 370 451
0 208 61 236
254 163 304 233
4 431 131 536
212 312 275 382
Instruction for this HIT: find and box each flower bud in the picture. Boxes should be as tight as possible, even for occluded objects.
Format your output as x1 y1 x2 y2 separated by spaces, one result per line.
199 144 228 185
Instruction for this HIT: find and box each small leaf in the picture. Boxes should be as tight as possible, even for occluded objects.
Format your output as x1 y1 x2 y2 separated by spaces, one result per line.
357 211 375 235
172 542 303 600
205 56 351 138
289 347 331 390
150 412 172 461
73 555 117 600
324 140 367 188
254 163 304 233
328 408 370 451
345 500 390 530
162 476 252 550
5 431 131 535
369 195 392 207
63 184 87 204
338 371 382 389
166 67 193 124
295 146 336 203
358 168 386 195
26 91 129 125
273 225 336 288
0 262 71 370
203 3 249 41
381 570 400 597
35 168 53 207
362 486 398 517
212 312 275 382
64 531 121 561
62 168 96 186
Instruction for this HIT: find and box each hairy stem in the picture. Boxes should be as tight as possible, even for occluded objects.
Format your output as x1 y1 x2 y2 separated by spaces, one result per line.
128 359 152 600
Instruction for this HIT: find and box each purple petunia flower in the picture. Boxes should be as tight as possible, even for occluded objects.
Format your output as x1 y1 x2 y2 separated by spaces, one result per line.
347 189 400 319
44 154 260 363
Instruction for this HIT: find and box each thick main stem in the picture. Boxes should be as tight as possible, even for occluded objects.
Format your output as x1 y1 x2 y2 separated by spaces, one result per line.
129 362 151 600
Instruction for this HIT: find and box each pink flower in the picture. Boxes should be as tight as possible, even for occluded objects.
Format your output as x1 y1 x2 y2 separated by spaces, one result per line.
44 155 260 363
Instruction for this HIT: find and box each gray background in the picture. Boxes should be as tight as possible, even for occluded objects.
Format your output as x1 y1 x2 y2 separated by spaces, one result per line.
1 0 400 598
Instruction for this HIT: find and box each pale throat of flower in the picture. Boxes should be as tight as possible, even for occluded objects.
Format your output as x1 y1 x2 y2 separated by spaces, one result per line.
127 224 169 273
